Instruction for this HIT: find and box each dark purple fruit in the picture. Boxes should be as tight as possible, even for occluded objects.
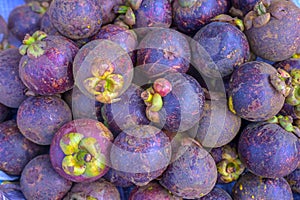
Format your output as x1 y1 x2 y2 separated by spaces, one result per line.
0 120 46 175
17 95 72 145
232 172 293 200
0 48 27 108
49 0 103 39
103 168 134 188
172 0 231 35
136 28 191 79
228 61 285 121
50 119 113 182
238 122 299 178
274 58 300 72
198 187 232 200
19 31 79 95
195 100 241 148
191 21 250 78
129 181 182 200
0 103 9 122
231 0 259 15
20 154 72 200
40 10 60 36
110 125 171 186
244 0 300 61
63 178 121 200
159 140 217 199
285 168 300 193
101 0 125 25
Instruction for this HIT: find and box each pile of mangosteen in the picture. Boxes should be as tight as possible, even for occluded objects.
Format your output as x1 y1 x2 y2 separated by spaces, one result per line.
0 0 299 199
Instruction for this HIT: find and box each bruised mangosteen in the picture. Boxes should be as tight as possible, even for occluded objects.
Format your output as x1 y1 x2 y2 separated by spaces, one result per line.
232 172 293 200
20 154 72 200
198 187 232 200
50 119 114 182
49 0 103 40
110 125 171 186
18 31 79 95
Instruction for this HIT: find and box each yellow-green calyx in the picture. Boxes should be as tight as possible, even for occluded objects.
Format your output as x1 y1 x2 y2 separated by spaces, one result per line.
83 59 124 104
292 54 300 59
178 0 197 8
60 133 106 177
211 14 245 31
268 115 300 137
29 1 49 15
243 1 271 30
19 31 47 59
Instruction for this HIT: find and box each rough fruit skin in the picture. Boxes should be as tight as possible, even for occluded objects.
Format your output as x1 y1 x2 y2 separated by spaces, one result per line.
231 0 259 15
19 35 79 95
228 61 285 121
100 0 125 25
20 154 72 200
0 48 27 108
17 96 72 145
40 11 60 36
192 21 250 78
285 168 300 193
110 125 171 186
159 144 217 199
232 172 293 200
0 120 46 175
103 168 133 188
238 123 299 178
197 187 232 200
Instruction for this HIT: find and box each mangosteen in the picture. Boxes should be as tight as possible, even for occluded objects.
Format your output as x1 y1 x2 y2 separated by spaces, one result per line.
50 119 113 182
0 48 27 108
231 0 259 15
0 15 10 51
159 139 217 199
172 0 231 35
48 0 103 40
100 0 126 25
244 0 300 61
198 187 232 200
17 95 72 145
18 31 79 95
40 10 60 36
0 104 9 122
103 168 134 188
191 21 250 78
129 181 182 200
8 2 47 41
0 120 46 175
20 154 72 200
238 122 299 178
110 125 171 186
228 61 285 121
232 172 293 200
285 168 300 193
63 178 121 200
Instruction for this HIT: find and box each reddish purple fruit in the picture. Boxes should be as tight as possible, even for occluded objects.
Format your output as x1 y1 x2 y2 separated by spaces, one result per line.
40 10 60 36
20 154 72 200
285 168 300 193
17 95 72 145
198 187 232 200
101 0 126 25
103 168 134 188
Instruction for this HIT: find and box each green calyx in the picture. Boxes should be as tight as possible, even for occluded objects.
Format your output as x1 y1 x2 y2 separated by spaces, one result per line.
211 14 245 31
270 68 292 97
29 1 49 15
178 0 197 8
19 31 47 59
59 133 106 177
244 1 271 30
268 115 300 137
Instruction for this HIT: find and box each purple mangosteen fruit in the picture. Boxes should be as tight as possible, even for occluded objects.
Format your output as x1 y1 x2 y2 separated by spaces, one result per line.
20 154 72 200
50 119 113 183
100 0 126 25
0 104 9 123
40 10 60 36
18 31 79 95
0 48 27 108
197 187 232 200
110 125 171 186
244 0 300 61
172 0 231 35
17 95 72 145
231 0 259 15
238 122 299 178
285 168 300 193
63 178 121 200
0 120 46 175
48 0 103 40
191 21 250 78
103 168 134 188
232 172 293 200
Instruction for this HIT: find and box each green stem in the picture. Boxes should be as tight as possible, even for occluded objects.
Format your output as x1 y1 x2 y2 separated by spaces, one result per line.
178 0 197 8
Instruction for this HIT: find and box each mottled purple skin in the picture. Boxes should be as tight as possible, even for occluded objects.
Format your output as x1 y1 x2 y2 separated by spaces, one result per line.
110 125 171 186
103 168 134 187
172 0 231 35
192 21 250 78
0 104 9 122
25 0 52 3
231 0 259 15
285 168 300 193
19 35 79 95
245 0 300 61
0 48 27 108
100 0 125 25
274 58 300 71
20 154 72 200
50 119 114 182
17 96 72 145
197 187 232 200
159 143 217 199
136 28 191 79
238 123 299 178
40 11 60 36
63 178 121 200
279 103 300 119
129 181 182 200
49 0 102 40
195 100 241 148
0 15 8 41
232 172 293 200
101 84 150 137
228 61 285 121
134 0 172 28
0 120 46 175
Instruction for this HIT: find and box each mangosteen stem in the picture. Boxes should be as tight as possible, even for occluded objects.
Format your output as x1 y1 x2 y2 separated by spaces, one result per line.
29 1 48 15
228 96 237 115
19 31 47 59
114 5 129 14
255 2 267 16
178 0 197 8
217 159 245 183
